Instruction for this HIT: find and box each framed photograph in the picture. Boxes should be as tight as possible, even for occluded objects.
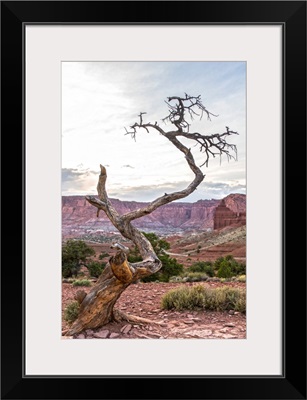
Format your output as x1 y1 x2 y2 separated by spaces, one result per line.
1 1 306 399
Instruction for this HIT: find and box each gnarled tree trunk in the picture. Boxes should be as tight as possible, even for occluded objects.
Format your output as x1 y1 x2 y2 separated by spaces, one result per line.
66 94 238 336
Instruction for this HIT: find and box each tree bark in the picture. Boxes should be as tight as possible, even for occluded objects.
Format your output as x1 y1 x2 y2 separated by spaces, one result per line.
66 166 162 335
67 249 163 335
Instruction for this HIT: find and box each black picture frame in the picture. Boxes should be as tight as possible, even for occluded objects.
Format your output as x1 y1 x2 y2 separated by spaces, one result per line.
1 1 306 399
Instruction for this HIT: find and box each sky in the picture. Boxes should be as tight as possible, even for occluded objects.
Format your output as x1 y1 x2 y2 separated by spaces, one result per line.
62 61 246 202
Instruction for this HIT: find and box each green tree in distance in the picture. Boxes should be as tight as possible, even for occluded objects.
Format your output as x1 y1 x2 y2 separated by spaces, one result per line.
128 232 183 282
62 240 95 278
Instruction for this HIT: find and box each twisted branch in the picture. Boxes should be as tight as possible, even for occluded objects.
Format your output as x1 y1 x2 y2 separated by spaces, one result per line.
122 94 238 220
86 94 238 273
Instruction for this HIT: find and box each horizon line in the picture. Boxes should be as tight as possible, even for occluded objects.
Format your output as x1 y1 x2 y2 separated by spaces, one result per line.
61 192 246 203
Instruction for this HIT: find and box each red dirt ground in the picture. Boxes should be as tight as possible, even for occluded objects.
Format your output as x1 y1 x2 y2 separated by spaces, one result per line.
62 281 246 340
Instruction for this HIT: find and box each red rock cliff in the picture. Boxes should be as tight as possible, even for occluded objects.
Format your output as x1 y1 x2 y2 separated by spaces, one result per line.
62 193 246 235
213 197 246 230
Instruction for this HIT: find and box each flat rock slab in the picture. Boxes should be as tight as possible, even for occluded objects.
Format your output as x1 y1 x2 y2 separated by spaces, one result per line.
93 330 110 339
109 332 120 338
121 324 132 334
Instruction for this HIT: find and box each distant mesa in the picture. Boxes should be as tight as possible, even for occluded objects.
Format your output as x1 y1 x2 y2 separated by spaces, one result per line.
62 193 246 238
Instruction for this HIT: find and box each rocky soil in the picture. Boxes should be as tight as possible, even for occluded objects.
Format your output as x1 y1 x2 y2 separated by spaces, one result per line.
62 281 246 340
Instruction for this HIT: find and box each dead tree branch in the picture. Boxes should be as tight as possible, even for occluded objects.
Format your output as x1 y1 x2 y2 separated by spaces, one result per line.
123 94 238 220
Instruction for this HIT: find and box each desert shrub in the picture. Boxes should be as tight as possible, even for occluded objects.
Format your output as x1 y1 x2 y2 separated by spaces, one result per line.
235 274 246 282
203 287 245 312
72 279 91 287
161 285 246 312
214 255 246 277
214 255 234 269
181 272 209 282
217 260 233 278
161 285 206 310
87 261 106 278
64 301 80 323
214 256 223 270
187 261 214 276
233 296 246 313
219 277 231 283
233 262 246 275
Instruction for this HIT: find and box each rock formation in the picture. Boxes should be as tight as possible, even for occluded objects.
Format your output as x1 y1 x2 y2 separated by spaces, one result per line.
62 193 246 237
213 198 246 230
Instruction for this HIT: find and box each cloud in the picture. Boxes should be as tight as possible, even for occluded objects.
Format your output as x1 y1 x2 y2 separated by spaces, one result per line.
62 168 99 195
62 165 246 201
193 180 246 202
109 180 190 201
202 181 245 190
62 61 246 201
62 168 84 181
108 180 246 202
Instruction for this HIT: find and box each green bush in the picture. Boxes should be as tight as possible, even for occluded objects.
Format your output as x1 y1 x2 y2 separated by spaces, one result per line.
87 261 106 277
217 260 233 278
233 262 246 275
142 254 183 282
182 272 209 282
161 285 246 312
214 255 246 277
187 261 214 276
62 240 95 278
72 279 91 287
64 301 80 323
62 262 78 279
127 232 183 282
127 253 143 263
128 232 170 262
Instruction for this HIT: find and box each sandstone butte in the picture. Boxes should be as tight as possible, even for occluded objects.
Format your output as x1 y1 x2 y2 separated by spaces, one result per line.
62 193 246 236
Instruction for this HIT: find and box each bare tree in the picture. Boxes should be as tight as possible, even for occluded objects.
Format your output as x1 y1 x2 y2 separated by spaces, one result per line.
66 94 238 336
